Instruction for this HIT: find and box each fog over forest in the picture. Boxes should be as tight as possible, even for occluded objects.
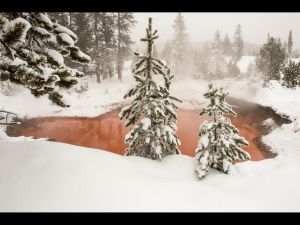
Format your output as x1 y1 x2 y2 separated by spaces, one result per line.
132 13 300 50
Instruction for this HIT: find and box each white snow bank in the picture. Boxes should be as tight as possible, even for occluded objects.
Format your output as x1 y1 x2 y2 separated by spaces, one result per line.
0 127 10 140
263 122 300 154
0 126 45 142
0 140 299 212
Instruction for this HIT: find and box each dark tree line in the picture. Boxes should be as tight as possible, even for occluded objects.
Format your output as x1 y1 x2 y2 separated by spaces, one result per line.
255 31 300 89
49 12 136 82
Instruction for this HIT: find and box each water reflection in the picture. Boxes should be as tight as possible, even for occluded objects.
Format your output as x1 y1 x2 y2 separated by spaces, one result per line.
8 106 269 161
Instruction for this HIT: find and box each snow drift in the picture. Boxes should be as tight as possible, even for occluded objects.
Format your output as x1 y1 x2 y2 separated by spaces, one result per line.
0 140 300 212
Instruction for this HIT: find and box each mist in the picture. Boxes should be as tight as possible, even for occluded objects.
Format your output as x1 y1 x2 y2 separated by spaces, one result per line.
132 13 300 49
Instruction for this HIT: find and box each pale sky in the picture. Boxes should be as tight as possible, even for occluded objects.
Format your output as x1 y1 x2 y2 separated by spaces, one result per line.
132 13 300 49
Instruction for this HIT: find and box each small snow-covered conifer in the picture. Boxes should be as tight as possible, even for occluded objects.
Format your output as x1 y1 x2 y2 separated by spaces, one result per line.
119 18 182 160
233 24 244 62
195 84 250 178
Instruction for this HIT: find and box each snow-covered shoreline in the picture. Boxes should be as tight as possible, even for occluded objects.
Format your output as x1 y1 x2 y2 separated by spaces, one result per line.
1 57 300 211
1 57 300 120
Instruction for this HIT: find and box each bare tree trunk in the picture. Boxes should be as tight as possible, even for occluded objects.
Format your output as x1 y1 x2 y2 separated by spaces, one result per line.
94 13 100 83
117 13 122 81
96 65 101 83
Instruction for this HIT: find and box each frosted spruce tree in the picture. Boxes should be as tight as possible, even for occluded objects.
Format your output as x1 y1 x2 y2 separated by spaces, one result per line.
0 13 91 107
222 34 233 56
256 36 286 86
170 13 190 78
119 18 182 160
281 60 300 89
207 30 227 80
116 13 136 81
232 24 244 62
195 84 251 178
288 29 293 57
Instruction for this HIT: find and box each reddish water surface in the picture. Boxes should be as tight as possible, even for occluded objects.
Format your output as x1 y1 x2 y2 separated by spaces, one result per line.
8 97 289 161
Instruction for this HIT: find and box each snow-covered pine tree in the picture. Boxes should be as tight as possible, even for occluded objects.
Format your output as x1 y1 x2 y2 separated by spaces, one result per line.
119 18 182 160
96 12 117 80
256 36 286 86
93 13 101 83
170 13 190 78
222 34 233 56
0 13 91 107
233 24 244 62
281 60 300 89
288 29 293 57
195 84 250 179
227 60 240 78
283 41 288 56
207 30 227 80
161 40 172 64
192 46 208 80
69 13 93 74
116 13 136 81
49 12 70 27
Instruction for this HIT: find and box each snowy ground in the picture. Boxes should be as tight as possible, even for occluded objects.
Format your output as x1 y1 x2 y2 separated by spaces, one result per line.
0 141 299 212
1 57 300 211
